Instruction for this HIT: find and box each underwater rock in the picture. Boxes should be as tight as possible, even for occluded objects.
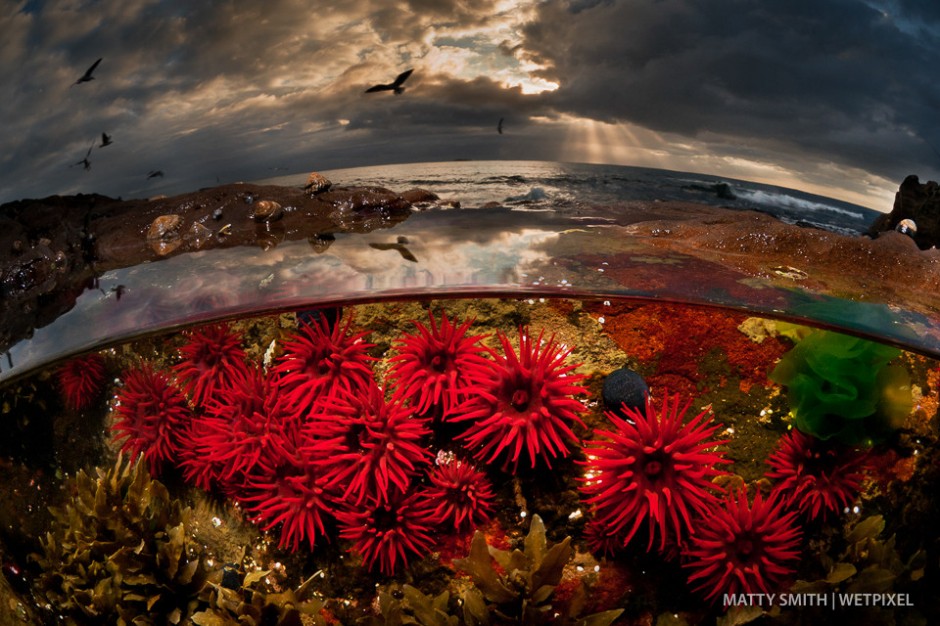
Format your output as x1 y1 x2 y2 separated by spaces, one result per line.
601 366 648 416
868 174 940 250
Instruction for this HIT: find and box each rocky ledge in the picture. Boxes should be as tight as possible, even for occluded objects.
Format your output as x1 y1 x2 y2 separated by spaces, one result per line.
0 174 438 356
867 174 940 250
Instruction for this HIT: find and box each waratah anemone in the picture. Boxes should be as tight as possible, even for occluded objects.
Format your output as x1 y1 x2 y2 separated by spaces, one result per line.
424 455 496 533
765 429 869 521
683 489 802 603
387 310 491 419
453 328 587 472
580 393 730 552
273 313 376 418
180 365 296 493
58 353 106 411
173 322 249 407
337 491 435 575
304 384 431 505
110 363 191 476
240 422 336 552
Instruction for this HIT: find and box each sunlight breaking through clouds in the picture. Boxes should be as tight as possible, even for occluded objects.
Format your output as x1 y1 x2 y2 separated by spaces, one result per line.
0 0 937 209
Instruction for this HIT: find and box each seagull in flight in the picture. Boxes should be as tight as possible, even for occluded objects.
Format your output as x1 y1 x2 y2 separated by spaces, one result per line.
71 140 94 171
147 170 164 179
497 118 504 134
100 132 112 147
73 58 102 85
365 68 414 95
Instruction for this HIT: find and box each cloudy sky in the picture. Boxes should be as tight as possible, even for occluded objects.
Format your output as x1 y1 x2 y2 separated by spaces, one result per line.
1 0 938 210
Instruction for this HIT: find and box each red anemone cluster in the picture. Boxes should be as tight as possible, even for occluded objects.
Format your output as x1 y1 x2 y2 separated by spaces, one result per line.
580 393 730 553
101 306 818 600
105 310 526 575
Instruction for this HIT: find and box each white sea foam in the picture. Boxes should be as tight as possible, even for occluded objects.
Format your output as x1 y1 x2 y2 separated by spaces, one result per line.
736 189 863 219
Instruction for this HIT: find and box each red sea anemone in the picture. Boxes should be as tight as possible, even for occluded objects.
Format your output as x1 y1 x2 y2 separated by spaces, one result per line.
173 322 249 407
273 313 376 418
580 393 729 552
387 310 491 419
57 353 106 411
453 328 587 472
110 363 191 476
765 429 869 521
305 384 431 505
683 489 802 603
180 365 296 493
337 491 435 575
240 422 336 552
424 455 495 533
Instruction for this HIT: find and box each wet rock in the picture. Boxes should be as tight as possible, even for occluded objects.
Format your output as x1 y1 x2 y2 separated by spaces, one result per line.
308 233 335 253
0 183 419 354
867 175 940 250
400 188 439 204
303 172 332 194
321 186 412 232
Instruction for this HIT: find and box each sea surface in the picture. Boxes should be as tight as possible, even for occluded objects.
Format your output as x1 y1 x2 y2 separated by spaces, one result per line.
259 160 882 236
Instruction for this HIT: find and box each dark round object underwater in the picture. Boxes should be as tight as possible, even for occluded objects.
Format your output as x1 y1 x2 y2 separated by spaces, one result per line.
297 305 340 331
602 367 649 417
221 563 241 590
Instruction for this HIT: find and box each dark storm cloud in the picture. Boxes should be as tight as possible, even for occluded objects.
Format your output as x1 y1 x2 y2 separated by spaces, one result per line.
520 0 940 184
1 0 937 207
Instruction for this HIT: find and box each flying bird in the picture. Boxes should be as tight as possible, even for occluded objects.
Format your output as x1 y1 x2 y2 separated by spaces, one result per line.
73 58 102 85
497 118 504 134
71 140 94 171
365 68 414 95
147 170 164 179
100 132 112 147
